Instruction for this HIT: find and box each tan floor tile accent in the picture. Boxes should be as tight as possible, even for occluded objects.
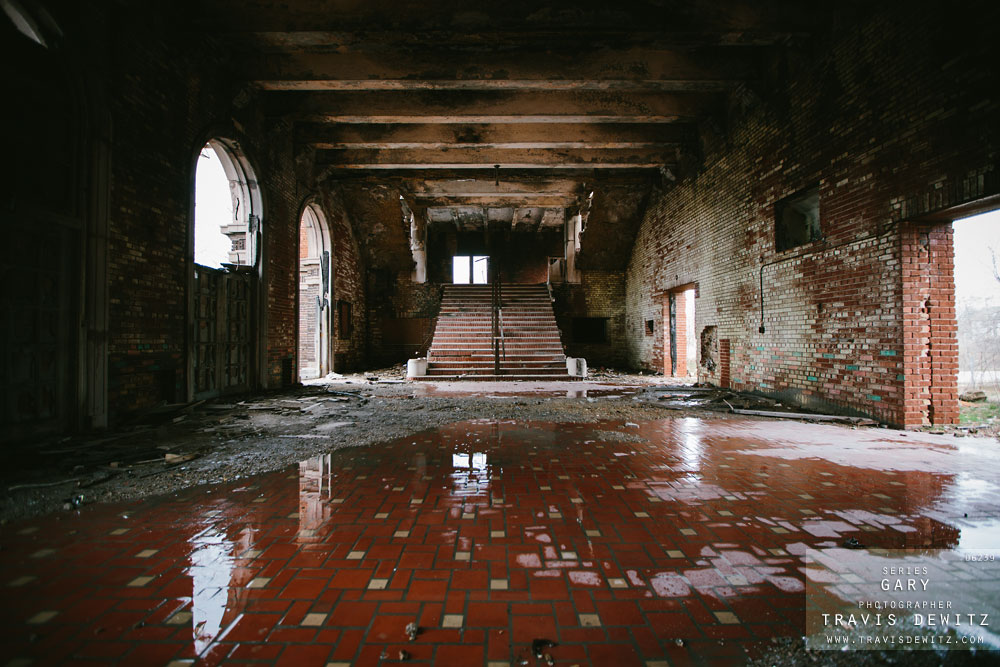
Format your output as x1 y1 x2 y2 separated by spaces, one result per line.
585 530 601 537
302 612 327 626
347 551 366 560
374 512 389 519
30 548 56 559
679 528 695 535
368 578 389 590
442 614 464 628
714 611 740 624
548 511 562 519
136 549 158 558
461 513 475 520
393 530 410 538
248 577 271 588
579 613 601 627
635 511 650 518
539 486 551 491
252 497 267 503
331 498 345 504
490 579 508 590
128 576 154 587
666 550 684 558
490 530 505 538
287 512 300 519
571 498 583 504
561 551 578 560
455 551 470 561
242 549 262 559
27 610 58 624
167 611 193 625
8 575 36 587
608 578 628 588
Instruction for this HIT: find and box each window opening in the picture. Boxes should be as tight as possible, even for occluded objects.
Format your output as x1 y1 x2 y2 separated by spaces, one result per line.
194 140 257 268
775 185 821 252
452 255 489 284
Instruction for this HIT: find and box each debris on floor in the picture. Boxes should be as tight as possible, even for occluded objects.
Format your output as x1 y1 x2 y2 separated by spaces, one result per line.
649 385 878 424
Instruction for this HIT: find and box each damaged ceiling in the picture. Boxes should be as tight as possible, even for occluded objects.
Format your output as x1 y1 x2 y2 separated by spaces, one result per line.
190 0 840 268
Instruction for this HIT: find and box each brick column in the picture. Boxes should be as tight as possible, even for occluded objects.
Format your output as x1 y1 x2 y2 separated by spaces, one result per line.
901 224 959 427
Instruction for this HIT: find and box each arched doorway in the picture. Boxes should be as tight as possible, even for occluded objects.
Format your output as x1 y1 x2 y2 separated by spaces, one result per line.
191 138 262 399
298 203 332 380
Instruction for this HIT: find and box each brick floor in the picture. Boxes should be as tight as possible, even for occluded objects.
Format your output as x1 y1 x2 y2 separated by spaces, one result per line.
1 418 998 665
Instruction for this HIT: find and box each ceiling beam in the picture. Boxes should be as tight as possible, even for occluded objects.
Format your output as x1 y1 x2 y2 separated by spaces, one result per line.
268 90 714 121
248 48 760 90
192 0 830 36
229 29 798 51
410 194 578 208
320 162 670 170
408 178 587 196
294 122 696 145
316 146 679 168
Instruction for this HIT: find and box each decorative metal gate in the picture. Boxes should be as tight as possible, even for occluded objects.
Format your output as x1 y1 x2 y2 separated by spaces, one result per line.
193 266 252 399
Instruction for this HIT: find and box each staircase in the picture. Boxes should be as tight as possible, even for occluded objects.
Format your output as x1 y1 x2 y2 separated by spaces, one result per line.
418 283 577 380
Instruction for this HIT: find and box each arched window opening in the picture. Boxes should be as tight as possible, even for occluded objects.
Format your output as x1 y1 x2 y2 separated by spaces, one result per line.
194 139 259 269
298 203 333 380
191 138 261 399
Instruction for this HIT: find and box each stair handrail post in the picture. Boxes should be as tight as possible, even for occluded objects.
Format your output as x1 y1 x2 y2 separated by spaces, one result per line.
491 254 501 375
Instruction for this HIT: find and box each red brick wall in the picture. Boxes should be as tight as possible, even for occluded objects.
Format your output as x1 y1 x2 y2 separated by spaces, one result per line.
97 6 302 415
626 5 996 427
902 224 959 426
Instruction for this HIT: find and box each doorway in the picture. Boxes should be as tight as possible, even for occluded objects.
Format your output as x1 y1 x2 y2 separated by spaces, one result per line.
191 139 261 399
452 255 489 284
297 203 332 381
664 285 697 378
954 209 1000 403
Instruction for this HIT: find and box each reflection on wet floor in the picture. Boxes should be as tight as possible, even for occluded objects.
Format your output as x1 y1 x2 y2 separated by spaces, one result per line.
410 381 641 399
1 418 998 665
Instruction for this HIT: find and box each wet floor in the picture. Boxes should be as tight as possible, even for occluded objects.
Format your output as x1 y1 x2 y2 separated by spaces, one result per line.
410 381 642 399
2 418 999 665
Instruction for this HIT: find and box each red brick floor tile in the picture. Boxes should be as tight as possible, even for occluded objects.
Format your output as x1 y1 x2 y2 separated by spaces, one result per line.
3 417 997 665
467 601 509 626
435 643 485 666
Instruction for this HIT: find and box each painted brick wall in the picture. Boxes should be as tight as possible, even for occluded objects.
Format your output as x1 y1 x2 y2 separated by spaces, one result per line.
625 5 998 427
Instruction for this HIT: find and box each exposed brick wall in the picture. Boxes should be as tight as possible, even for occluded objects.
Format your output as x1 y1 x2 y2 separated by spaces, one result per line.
96 4 302 417
625 5 997 427
319 188 366 373
553 271 627 368
369 279 443 367
901 224 959 426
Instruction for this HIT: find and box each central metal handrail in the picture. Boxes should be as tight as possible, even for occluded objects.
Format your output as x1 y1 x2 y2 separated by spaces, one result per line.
491 258 504 375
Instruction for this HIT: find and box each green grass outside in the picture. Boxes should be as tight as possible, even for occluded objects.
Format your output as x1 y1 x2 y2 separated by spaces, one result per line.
959 400 1000 425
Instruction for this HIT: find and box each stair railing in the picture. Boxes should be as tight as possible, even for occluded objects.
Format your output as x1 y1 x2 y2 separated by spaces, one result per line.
491 257 505 375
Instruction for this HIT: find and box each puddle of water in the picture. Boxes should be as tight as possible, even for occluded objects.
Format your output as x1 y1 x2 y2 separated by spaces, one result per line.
2 417 999 663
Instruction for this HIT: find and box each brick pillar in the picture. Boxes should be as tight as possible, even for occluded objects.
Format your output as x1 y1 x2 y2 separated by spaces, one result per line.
901 224 959 427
